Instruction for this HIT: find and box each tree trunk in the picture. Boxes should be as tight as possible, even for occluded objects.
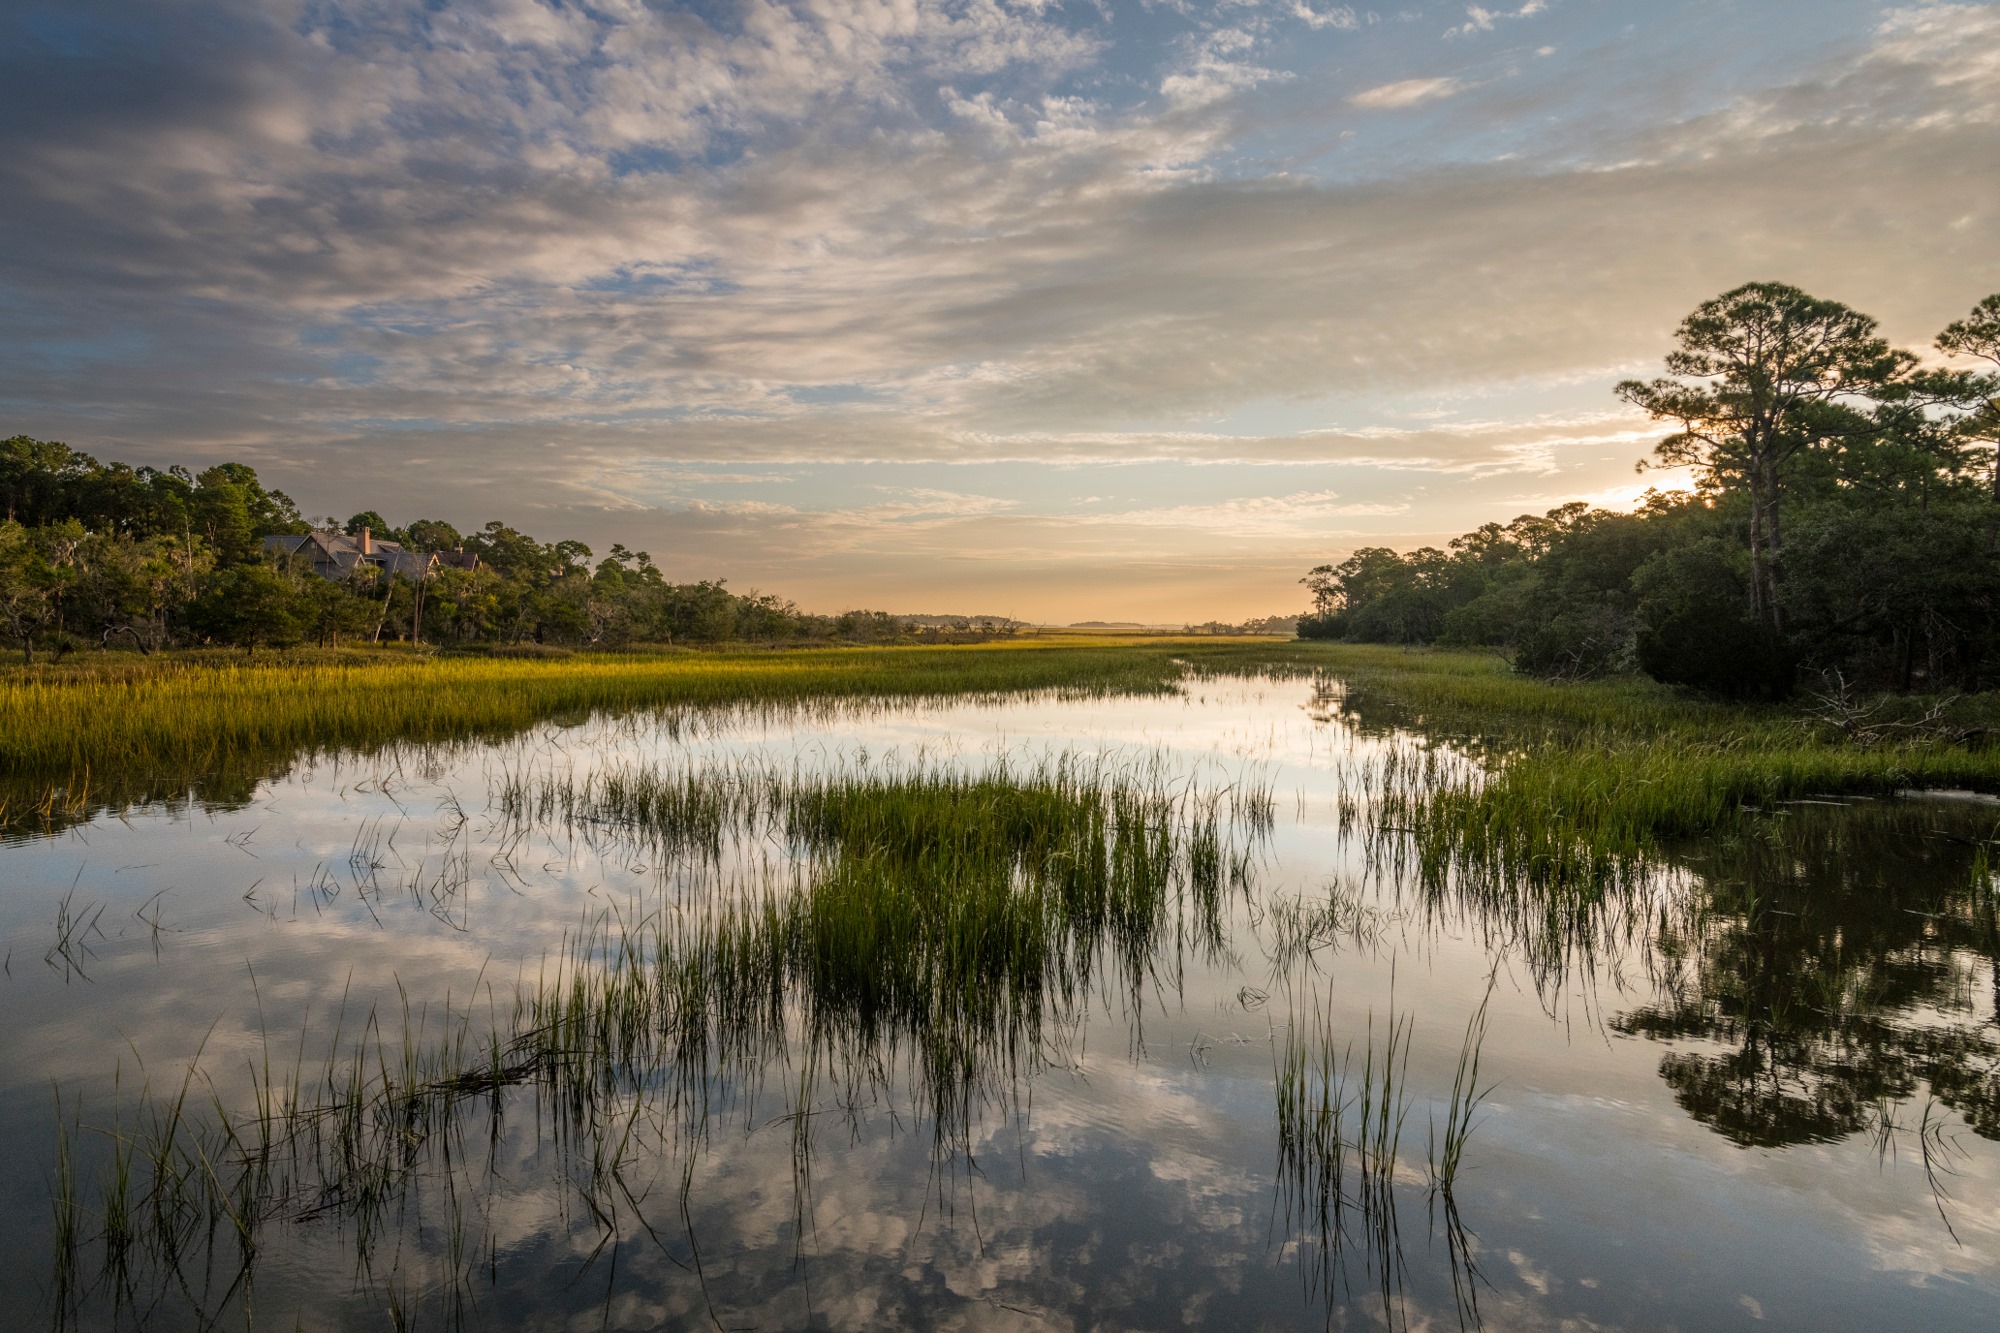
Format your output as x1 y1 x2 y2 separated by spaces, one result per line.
100 625 151 655
1746 471 1770 628
372 577 394 645
1761 455 1786 637
1742 443 1790 640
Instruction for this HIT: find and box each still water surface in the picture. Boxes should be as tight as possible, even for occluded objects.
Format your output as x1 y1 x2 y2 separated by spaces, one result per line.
2 674 1996 1330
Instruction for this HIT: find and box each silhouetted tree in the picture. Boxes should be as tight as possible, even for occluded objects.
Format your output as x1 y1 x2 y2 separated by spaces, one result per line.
1936 293 2000 500
1617 282 1912 637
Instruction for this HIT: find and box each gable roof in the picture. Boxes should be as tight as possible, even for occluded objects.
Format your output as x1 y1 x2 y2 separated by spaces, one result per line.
263 529 476 579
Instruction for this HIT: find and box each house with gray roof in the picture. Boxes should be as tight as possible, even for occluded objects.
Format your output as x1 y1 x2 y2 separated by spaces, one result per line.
263 528 480 580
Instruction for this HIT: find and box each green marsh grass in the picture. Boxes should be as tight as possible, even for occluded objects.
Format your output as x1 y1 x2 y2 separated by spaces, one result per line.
0 636 1324 836
1272 992 1417 1321
1427 981 1495 1197
1275 1000 1414 1225
1310 645 2000 899
1272 982 1494 1328
506 755 1271 1142
36 640 2000 1326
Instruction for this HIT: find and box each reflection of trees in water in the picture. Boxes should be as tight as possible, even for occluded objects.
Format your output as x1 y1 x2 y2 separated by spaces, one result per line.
1612 802 2000 1149
1317 669 2000 1155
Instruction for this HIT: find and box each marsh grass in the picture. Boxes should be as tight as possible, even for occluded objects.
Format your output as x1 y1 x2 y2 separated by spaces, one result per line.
1301 646 2000 907
1274 1000 1411 1228
1427 982 1495 1197
0 638 1326 836
507 755 1272 1143
49 758 1271 1328
1272 982 1494 1330
34 642 2000 1327
44 885 107 982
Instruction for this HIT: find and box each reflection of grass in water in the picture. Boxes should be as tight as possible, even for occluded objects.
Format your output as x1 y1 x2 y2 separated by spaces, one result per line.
1273 990 1495 1329
518 757 1270 1148
50 759 1269 1329
0 638 1325 835
1262 880 1387 973
1273 983 1494 1331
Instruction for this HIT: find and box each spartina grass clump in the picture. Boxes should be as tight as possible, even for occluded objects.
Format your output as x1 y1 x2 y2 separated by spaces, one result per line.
1273 985 1494 1328
1389 730 2000 891
1428 981 1495 1197
1972 846 1999 949
1274 995 1415 1319
1275 1000 1414 1234
49 758 1272 1329
1301 645 2000 924
1358 737 1671 1000
510 755 1273 1143
495 758 756 859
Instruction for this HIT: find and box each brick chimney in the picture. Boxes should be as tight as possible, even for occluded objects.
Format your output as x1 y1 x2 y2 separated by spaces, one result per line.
360 526 372 556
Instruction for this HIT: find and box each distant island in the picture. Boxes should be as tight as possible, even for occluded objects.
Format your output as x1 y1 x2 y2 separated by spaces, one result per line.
893 614 1026 629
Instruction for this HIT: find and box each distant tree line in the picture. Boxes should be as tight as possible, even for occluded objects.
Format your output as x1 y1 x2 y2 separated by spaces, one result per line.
1299 284 2000 697
1183 615 1298 636
0 439 996 658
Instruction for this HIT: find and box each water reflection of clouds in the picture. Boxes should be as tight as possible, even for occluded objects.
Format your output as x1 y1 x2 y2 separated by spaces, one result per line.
6 680 2000 1329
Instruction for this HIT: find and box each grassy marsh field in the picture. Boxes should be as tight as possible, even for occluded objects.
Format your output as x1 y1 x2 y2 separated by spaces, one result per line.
1310 644 2000 891
6 634 1998 876
0 635 1310 828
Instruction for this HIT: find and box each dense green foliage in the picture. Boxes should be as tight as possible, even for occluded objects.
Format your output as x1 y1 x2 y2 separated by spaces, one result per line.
1301 284 2000 697
0 436 960 657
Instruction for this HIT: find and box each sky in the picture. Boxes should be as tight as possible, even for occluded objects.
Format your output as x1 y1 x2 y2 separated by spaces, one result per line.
3 1 1998 622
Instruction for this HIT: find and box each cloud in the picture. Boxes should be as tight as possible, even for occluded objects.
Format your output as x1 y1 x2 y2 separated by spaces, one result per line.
1448 1 1548 39
865 486 1023 519
1292 4 1361 31
3 0 1999 617
1160 26 1286 108
1348 75 1465 108
14 2 1999 462
1074 489 1412 536
1450 6 1501 38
